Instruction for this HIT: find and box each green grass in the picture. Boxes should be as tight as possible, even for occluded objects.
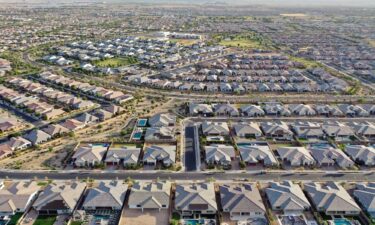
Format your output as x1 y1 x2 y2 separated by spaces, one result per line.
33 215 56 225
216 32 275 50
288 56 321 68
0 51 41 75
71 221 83 225
8 213 23 225
93 56 138 68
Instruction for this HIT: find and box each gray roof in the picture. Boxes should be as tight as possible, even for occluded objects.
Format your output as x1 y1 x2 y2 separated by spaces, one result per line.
33 181 86 211
72 144 108 163
175 183 217 212
42 124 69 136
23 129 51 145
82 181 128 209
213 104 239 116
345 145 375 166
354 183 375 213
201 121 229 136
322 121 354 137
143 145 176 165
220 183 265 214
277 147 315 166
304 182 361 213
189 103 213 115
265 181 311 212
233 122 262 137
76 113 99 124
0 181 40 213
105 146 141 164
261 121 293 136
148 113 176 127
128 181 171 209
205 144 235 165
144 127 175 141
239 144 278 166
309 145 354 168
291 121 324 137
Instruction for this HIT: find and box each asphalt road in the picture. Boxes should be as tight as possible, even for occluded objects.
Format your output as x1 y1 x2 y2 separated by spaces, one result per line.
1 170 374 182
184 126 198 171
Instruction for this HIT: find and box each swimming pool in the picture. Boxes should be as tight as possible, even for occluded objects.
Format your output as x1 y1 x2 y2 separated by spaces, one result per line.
137 119 148 127
133 132 143 140
334 219 352 225
184 219 202 225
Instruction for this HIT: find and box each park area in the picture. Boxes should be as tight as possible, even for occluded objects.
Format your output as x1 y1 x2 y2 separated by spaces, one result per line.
93 56 138 67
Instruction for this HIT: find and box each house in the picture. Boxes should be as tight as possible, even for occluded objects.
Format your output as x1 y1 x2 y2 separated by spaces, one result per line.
240 105 265 117
82 180 127 211
277 147 315 166
71 144 108 167
23 129 51 145
308 145 354 168
205 144 235 167
61 119 85 131
265 181 310 215
213 104 239 117
76 113 99 125
0 119 20 132
175 183 217 218
338 104 369 117
353 183 375 217
260 121 293 140
95 109 113 121
142 145 176 167
148 113 176 127
233 122 262 138
0 144 13 159
104 146 140 167
345 145 375 166
288 104 316 116
144 127 175 142
201 121 229 136
263 103 291 116
291 121 324 139
33 181 86 215
322 121 354 139
239 144 278 166
0 181 40 216
304 182 361 216
189 103 213 116
128 181 171 211
314 105 343 116
42 124 69 137
6 136 32 150
349 122 375 139
220 183 266 221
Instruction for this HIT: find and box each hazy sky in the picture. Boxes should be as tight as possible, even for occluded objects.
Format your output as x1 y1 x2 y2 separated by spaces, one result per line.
1 0 375 7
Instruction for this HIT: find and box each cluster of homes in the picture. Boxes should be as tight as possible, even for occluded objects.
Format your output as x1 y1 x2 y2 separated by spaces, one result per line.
7 77 96 110
1 180 375 225
0 58 11 76
49 36 225 72
0 118 23 134
189 102 375 118
127 53 348 93
37 71 134 104
0 85 66 120
199 120 375 169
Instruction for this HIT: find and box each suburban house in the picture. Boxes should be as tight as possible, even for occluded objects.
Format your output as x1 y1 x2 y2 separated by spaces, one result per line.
144 127 175 142
314 105 344 116
353 183 375 217
265 181 311 215
233 122 262 138
0 181 40 216
304 182 361 216
32 181 86 215
128 181 171 211
322 121 354 140
288 104 317 116
0 144 13 159
308 145 354 168
6 136 32 150
263 103 291 116
76 113 99 125
338 104 369 117
23 129 51 145
71 144 108 167
142 145 176 167
201 121 229 136
104 146 140 167
240 105 265 117
60 118 85 131
205 144 235 168
213 104 239 117
277 147 315 167
291 121 324 139
189 103 213 116
82 180 128 210
42 124 70 137
220 183 266 221
260 121 293 140
238 144 278 166
349 122 375 139
148 113 176 127
344 145 375 166
175 183 217 218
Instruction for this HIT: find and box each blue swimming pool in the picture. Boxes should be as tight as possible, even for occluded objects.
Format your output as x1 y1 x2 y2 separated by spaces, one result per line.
137 119 148 127
184 219 201 225
334 219 352 225
133 132 143 140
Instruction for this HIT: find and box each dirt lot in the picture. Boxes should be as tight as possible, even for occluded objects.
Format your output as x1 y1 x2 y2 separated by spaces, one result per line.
120 208 169 225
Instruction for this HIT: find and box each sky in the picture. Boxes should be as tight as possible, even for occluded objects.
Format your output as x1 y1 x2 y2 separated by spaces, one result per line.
1 0 374 7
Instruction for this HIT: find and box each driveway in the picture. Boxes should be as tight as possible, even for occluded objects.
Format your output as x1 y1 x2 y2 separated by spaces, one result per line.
120 208 169 225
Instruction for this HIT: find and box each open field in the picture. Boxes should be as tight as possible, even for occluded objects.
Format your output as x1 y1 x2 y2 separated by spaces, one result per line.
93 57 138 67
280 13 307 17
168 38 199 46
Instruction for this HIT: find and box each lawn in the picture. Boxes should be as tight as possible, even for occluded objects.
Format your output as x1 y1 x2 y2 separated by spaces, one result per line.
71 221 83 225
288 55 321 68
168 38 199 46
93 56 138 67
217 32 275 50
7 213 23 225
220 39 263 49
33 215 56 225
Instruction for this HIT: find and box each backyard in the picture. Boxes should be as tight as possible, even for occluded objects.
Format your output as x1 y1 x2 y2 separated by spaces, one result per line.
33 215 56 225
